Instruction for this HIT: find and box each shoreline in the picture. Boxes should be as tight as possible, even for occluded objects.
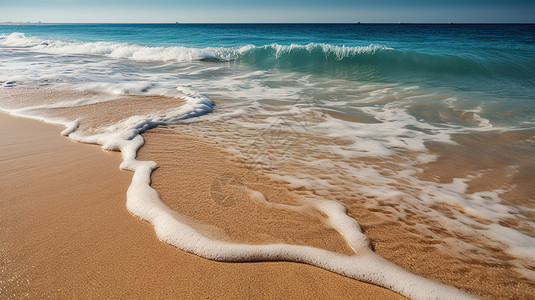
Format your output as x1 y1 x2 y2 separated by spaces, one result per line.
0 112 407 299
1 89 474 299
1 85 533 299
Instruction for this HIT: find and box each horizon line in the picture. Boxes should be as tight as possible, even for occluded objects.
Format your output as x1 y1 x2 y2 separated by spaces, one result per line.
1 22 534 25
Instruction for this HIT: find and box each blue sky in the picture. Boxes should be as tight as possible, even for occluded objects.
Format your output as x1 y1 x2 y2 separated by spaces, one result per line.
2 0 534 23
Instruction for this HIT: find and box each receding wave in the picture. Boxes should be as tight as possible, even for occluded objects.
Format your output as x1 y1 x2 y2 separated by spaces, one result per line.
1 32 533 81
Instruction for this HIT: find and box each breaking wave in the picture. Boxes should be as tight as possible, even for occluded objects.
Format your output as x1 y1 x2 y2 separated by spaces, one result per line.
2 32 533 81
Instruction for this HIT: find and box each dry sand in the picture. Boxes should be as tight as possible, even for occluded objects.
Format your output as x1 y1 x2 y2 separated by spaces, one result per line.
0 112 406 299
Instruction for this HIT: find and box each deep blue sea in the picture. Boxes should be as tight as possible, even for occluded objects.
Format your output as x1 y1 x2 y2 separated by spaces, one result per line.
1 24 534 297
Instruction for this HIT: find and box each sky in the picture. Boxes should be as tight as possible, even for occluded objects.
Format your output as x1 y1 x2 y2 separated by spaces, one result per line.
1 0 534 23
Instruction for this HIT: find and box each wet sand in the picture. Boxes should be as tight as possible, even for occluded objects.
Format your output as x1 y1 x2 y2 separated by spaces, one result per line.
139 124 535 300
2 88 534 299
0 112 406 299
138 127 356 255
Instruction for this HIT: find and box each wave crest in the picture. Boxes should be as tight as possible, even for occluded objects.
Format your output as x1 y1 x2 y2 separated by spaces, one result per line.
0 32 390 62
2 32 533 81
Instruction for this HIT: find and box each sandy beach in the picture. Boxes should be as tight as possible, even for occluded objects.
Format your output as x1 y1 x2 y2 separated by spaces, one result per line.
1 84 534 299
1 85 534 299
2 21 535 300
0 112 406 299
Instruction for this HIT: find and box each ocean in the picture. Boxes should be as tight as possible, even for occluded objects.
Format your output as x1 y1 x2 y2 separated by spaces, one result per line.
1 24 534 298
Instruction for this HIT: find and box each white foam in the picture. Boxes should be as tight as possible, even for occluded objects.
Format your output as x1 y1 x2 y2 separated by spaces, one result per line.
0 90 477 299
61 119 79 136
416 153 438 164
0 32 390 64
314 104 455 157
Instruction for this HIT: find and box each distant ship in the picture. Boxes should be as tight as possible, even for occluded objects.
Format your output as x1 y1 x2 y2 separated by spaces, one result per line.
398 22 408 25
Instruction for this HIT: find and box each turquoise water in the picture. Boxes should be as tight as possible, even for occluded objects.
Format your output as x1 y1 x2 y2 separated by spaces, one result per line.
1 23 534 127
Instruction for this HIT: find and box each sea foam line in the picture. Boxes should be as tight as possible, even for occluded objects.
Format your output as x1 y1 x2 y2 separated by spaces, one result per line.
0 32 390 63
1 88 474 299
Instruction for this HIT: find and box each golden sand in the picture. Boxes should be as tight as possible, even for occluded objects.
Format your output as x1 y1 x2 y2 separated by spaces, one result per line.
0 113 406 299
2 88 534 299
